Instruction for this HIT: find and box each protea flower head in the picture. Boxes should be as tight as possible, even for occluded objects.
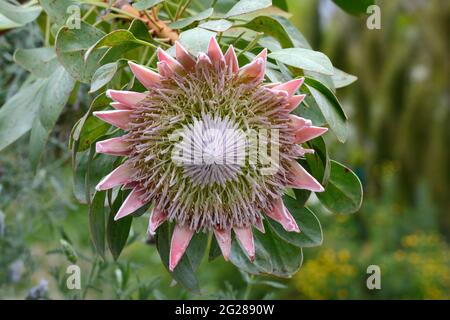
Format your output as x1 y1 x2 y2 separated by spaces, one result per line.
94 37 328 271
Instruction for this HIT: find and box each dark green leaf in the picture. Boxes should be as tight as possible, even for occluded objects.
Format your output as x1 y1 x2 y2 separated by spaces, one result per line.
72 150 89 203
317 160 363 214
332 0 374 16
129 19 153 42
84 29 144 61
71 93 111 152
230 222 303 277
304 77 348 143
107 191 133 260
267 199 323 248
185 232 208 271
208 236 223 261
293 94 326 126
89 191 107 258
156 223 200 293
272 0 288 11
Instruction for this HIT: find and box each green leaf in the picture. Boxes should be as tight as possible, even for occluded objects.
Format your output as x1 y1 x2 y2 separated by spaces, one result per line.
294 94 326 126
14 48 59 78
304 70 335 92
199 19 233 32
304 78 348 143
71 93 111 153
317 160 363 214
185 232 208 271
267 198 323 248
98 20 151 64
84 29 145 62
177 27 216 56
89 191 107 258
0 77 45 151
225 0 272 18
87 153 116 203
272 0 288 11
241 15 309 49
332 0 374 16
29 67 75 169
90 62 119 93
129 18 153 42
72 150 89 203
208 236 223 262
156 223 200 293
332 67 358 88
230 222 303 277
40 0 76 26
55 22 106 83
0 1 41 30
269 48 334 75
168 8 213 29
107 191 133 260
132 0 164 10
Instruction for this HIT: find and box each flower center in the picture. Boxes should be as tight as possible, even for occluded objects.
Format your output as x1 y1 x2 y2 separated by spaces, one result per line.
173 113 246 186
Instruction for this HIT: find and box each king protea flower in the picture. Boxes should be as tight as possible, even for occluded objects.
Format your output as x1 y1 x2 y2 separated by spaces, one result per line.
94 37 328 271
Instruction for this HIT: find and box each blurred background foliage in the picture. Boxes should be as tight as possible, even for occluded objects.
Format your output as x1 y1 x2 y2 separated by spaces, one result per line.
0 0 449 299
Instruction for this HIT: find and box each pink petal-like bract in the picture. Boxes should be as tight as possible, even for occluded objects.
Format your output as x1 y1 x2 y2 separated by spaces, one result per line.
148 207 168 235
114 188 146 220
273 78 304 96
224 45 239 74
175 41 196 70
265 198 300 233
213 228 232 261
234 227 255 262
288 161 324 192
208 37 225 65
294 126 328 144
254 217 266 234
93 110 132 130
157 48 184 73
169 225 195 271
110 102 132 110
96 163 135 191
128 61 161 89
96 137 131 156
239 57 265 82
107 89 146 107
95 37 328 264
286 94 306 112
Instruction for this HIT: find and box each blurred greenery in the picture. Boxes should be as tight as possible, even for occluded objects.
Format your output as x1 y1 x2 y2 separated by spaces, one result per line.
0 0 448 299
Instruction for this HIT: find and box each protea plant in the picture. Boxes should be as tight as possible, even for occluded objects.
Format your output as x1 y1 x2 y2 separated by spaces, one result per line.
93 37 328 271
